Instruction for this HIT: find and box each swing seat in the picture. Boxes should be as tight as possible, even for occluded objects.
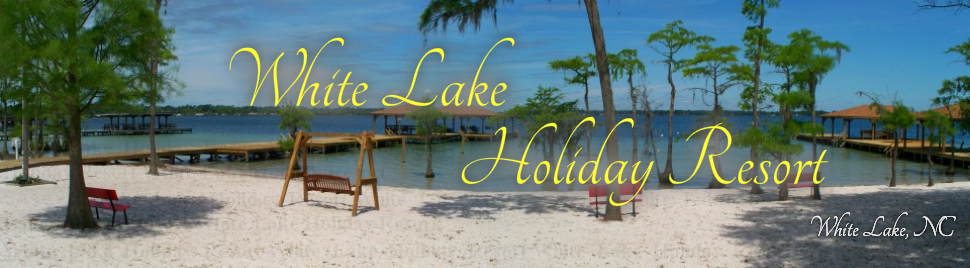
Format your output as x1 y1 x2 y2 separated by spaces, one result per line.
279 131 381 216
304 174 356 195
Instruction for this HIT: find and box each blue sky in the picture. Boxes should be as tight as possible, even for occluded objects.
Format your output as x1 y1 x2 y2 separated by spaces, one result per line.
161 0 970 111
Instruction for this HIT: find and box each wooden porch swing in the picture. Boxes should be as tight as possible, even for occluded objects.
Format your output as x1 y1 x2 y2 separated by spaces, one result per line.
277 131 380 216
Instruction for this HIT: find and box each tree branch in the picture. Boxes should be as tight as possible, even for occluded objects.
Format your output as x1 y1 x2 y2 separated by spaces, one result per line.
917 0 970 11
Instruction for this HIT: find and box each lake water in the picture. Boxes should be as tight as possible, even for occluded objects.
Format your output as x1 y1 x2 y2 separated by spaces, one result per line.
65 114 970 191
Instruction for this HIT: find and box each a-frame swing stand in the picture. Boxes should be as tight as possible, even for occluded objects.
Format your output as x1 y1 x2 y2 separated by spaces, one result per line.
277 131 380 216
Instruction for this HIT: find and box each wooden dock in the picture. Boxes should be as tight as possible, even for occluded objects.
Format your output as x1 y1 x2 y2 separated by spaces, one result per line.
797 133 970 168
82 128 193 136
0 135 404 173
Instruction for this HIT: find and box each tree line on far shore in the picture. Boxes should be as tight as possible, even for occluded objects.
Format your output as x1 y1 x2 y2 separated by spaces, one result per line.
89 105 381 116
89 104 818 117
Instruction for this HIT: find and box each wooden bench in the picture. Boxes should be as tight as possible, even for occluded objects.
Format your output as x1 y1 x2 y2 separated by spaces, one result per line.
860 129 894 139
778 172 820 200
86 187 130 226
588 183 643 218
781 172 819 189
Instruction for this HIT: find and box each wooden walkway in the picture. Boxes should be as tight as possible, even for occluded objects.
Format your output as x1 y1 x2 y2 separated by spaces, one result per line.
0 135 404 173
797 133 970 167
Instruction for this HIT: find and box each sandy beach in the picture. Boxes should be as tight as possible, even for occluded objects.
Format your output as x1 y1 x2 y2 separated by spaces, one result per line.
0 165 967 267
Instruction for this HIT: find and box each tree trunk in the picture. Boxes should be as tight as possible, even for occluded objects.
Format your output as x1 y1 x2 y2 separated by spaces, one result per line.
810 80 821 199
890 133 897 187
947 132 956 175
34 111 43 157
629 74 638 164
583 0 621 221
708 106 726 189
148 0 161 175
21 95 29 179
64 104 97 229
927 129 934 187
661 53 676 185
643 96 662 180
2 95 7 159
748 8 766 195
708 81 725 189
584 75 591 160
425 136 434 178
51 127 59 153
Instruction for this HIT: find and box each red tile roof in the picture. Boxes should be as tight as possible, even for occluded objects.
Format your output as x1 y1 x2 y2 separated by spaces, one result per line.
819 104 896 119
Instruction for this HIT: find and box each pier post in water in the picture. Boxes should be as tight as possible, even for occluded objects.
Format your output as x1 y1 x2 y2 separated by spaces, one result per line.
401 137 406 163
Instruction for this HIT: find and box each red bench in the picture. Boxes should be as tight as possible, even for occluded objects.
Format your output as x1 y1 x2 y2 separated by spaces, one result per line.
86 187 130 226
780 172 820 189
588 183 643 218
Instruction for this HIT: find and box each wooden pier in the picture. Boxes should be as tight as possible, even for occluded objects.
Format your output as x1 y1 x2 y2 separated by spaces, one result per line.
82 112 192 136
797 133 970 169
0 135 404 173
82 128 193 136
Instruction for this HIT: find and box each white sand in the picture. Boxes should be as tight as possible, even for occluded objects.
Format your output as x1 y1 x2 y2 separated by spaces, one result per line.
0 165 967 267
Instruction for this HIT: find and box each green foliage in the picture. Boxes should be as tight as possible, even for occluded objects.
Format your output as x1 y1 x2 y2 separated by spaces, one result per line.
683 43 740 106
773 90 813 113
405 100 451 138
946 38 970 66
784 29 849 99
734 73 815 161
277 138 295 152
608 49 646 83
872 101 917 132
741 0 781 22
506 86 580 132
648 20 715 72
740 0 780 61
734 92 813 161
735 125 804 160
11 173 43 186
278 105 314 138
405 96 450 178
418 0 514 36
729 63 772 111
504 86 584 159
860 92 916 187
741 26 774 63
3 0 176 229
684 44 740 80
935 39 970 132
923 110 955 146
549 55 597 87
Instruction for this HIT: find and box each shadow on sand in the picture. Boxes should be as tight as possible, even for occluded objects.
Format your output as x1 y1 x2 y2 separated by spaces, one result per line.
28 195 224 238
411 194 589 220
718 186 969 267
305 200 376 216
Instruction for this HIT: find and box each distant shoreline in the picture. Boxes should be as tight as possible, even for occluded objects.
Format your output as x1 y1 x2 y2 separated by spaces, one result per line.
89 105 820 117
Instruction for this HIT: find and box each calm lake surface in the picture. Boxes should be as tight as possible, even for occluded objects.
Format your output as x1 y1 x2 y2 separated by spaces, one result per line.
69 114 969 191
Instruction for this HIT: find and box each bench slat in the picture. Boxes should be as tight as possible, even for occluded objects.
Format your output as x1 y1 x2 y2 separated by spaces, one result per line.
86 187 119 200
89 200 130 211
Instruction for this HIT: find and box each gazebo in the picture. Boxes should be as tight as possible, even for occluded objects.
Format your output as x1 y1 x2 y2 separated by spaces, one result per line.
437 106 503 134
369 104 420 135
369 105 509 135
819 104 897 140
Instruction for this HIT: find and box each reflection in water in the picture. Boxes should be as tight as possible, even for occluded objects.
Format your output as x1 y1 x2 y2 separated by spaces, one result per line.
54 115 970 192
196 136 970 192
